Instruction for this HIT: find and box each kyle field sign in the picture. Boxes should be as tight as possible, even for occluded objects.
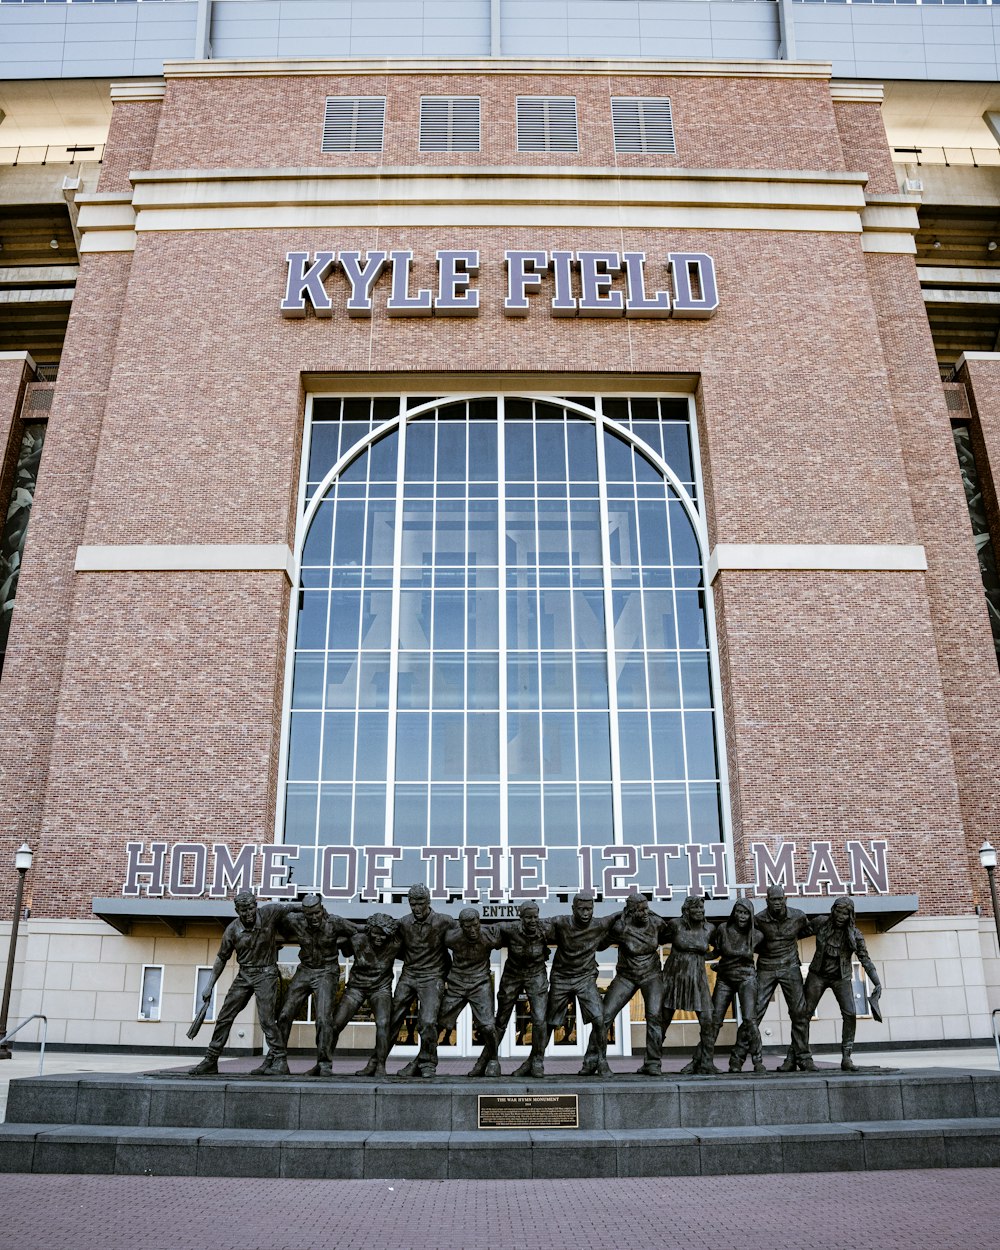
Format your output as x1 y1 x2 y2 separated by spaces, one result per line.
281 249 719 320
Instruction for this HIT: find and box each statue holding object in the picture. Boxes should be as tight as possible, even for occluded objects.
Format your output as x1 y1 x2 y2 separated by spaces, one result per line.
188 890 300 1076
796 897 883 1072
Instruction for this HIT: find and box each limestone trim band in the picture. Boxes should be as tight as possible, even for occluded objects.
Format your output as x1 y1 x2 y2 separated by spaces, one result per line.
162 56 834 81
76 165 920 253
75 543 295 582
707 543 928 583
829 82 885 104
110 81 166 104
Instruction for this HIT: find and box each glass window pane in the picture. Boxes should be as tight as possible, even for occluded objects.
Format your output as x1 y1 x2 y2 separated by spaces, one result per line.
432 653 465 708
575 652 608 709
288 711 321 781
669 499 701 565
680 653 712 708
405 421 436 478
577 711 611 782
328 590 361 649
643 590 676 649
325 653 358 708
650 711 684 779
508 784 541 843
397 651 430 708
429 785 464 845
613 588 644 650
604 430 634 481
505 422 535 480
296 590 328 649
569 498 602 566
396 711 429 779
578 784 612 845
537 499 569 565
685 711 719 780
433 589 465 649
566 421 598 480
321 711 356 780
302 499 334 564
394 783 428 846
467 654 500 708
437 421 466 480
318 783 353 843
536 421 566 481
291 653 325 708
508 653 539 710
543 783 577 844
401 498 434 566
505 499 536 566
573 589 605 648
638 499 670 565
616 652 647 709
308 423 341 483
365 497 396 565
541 653 574 709
285 784 318 844
354 784 387 845
468 420 498 481
368 430 398 482
539 590 573 648
468 589 499 649
360 590 392 648
432 712 465 781
621 784 655 842
358 654 390 709
355 715 387 780
468 497 499 566
607 500 639 566
690 783 723 843
467 712 500 781
467 785 501 844
507 589 538 650
333 499 366 564
676 590 708 648
399 589 432 648
647 653 681 707
618 711 651 780
662 423 693 482
508 712 540 781
654 783 688 843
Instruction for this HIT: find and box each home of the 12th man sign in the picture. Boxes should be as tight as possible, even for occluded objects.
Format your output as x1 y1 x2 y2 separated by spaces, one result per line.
121 838 889 901
281 249 719 319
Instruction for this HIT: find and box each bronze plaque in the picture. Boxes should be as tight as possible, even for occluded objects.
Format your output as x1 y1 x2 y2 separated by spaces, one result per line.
477 1093 579 1130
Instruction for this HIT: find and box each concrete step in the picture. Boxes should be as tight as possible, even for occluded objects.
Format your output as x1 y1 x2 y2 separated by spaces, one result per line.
0 1118 999 1178
7 1068 1000 1133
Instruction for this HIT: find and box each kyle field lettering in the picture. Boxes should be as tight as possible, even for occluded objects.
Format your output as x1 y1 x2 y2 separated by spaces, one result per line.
280 248 719 320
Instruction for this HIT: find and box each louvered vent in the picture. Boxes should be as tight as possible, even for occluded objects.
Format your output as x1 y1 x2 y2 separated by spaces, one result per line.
516 97 579 153
322 97 386 153
419 96 481 152
611 97 675 154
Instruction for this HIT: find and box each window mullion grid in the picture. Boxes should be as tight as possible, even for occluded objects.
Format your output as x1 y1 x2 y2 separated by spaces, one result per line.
532 405 545 855
428 414 439 812
497 397 510 866
313 478 336 874
665 456 694 859
594 399 625 846
561 409 583 863
383 399 409 850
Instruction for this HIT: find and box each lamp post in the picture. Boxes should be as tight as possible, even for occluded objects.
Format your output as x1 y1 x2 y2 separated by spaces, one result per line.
0 843 33 1060
979 841 1000 953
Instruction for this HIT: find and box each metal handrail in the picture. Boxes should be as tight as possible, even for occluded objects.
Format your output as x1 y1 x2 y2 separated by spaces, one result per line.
0 1015 48 1077
993 1008 1000 1072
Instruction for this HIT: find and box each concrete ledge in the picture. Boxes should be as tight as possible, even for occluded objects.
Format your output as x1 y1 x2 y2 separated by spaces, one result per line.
74 543 295 582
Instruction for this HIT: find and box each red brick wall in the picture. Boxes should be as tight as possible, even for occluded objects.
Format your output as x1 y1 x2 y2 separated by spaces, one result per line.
98 100 163 194
151 72 845 174
833 100 900 196
4 69 983 919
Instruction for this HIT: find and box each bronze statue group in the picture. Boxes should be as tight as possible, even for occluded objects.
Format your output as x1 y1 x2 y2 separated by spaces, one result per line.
188 882 882 1079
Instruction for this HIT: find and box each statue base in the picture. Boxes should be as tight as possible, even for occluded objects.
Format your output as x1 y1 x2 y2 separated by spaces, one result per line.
3 1067 998 1178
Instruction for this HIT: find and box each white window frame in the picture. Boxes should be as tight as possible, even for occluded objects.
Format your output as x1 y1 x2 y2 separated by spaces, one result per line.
138 963 164 1022
193 965 217 1024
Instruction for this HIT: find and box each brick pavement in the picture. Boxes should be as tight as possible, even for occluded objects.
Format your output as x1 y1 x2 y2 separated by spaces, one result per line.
0 1169 996 1250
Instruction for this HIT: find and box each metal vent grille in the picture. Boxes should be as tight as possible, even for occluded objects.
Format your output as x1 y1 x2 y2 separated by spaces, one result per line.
944 383 970 414
611 97 675 154
322 97 386 153
419 96 481 152
21 384 54 419
516 97 579 153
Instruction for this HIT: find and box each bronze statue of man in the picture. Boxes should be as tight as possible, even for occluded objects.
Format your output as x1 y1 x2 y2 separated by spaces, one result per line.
189 890 299 1076
387 883 453 1078
275 894 356 1076
581 891 666 1076
338 912 402 1079
796 897 883 1072
492 901 551 1079
438 907 504 1078
545 891 618 1078
728 883 815 1073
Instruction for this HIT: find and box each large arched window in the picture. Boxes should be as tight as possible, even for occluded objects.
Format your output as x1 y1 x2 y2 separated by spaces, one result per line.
279 393 727 899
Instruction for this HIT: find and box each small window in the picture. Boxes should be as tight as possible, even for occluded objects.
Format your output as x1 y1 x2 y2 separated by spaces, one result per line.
419 96 481 152
139 965 163 1021
611 97 675 154
323 97 386 153
193 966 217 1023
516 97 578 153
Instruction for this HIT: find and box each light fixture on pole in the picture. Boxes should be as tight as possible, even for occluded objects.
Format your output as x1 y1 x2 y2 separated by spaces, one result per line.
0 842 33 1060
980 841 1000 953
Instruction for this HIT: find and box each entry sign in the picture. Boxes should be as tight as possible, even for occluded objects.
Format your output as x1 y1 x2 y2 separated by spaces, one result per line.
478 1094 579 1129
280 248 719 320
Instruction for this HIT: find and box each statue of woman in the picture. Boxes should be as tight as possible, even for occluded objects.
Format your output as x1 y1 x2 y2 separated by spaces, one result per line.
682 897 764 1075
660 894 716 1075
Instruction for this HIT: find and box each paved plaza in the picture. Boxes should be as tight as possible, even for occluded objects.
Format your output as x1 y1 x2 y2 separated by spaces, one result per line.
0 1169 997 1250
